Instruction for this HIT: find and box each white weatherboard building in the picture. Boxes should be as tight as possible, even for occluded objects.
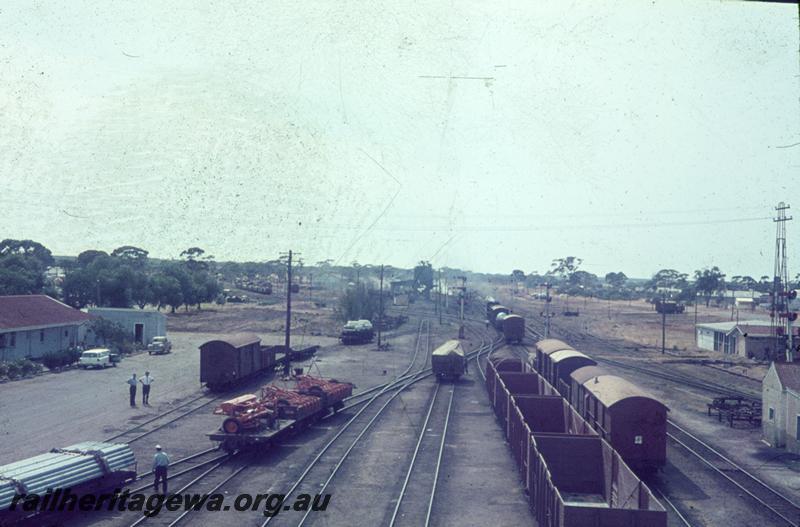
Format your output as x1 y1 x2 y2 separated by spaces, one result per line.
695 320 775 360
86 308 166 346
762 362 800 454
0 295 94 361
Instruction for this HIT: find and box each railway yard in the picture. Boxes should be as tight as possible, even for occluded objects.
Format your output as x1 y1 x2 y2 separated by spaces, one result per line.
0 293 797 527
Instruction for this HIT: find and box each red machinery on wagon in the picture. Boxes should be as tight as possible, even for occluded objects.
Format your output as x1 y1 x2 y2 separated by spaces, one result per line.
213 394 276 434
294 374 353 410
208 375 353 451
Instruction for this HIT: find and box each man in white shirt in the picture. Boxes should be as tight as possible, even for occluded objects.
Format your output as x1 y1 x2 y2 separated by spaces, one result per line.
139 371 154 406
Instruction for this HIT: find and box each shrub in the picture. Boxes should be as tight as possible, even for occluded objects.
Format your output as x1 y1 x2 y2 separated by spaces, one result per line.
41 349 81 371
0 359 39 379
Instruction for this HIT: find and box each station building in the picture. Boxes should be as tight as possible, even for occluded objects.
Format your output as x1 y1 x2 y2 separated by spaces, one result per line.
762 362 800 454
0 295 94 361
695 320 775 359
86 307 166 346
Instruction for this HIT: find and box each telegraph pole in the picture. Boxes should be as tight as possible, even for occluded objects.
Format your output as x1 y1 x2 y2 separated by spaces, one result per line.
771 203 793 361
661 294 667 355
280 250 299 377
438 269 443 325
378 264 384 348
544 282 552 339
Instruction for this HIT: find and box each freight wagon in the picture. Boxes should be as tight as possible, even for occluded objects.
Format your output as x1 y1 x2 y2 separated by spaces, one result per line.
532 339 575 380
199 334 277 391
431 340 466 380
209 376 353 451
570 366 668 473
0 442 136 525
488 305 510 326
501 313 525 343
484 361 667 526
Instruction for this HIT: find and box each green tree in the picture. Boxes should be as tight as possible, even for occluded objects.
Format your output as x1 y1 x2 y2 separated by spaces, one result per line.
605 271 628 289
149 273 183 313
413 261 434 298
549 257 582 282
694 266 726 307
0 254 46 294
111 246 149 268
61 268 96 308
76 250 108 268
338 283 378 321
0 239 54 268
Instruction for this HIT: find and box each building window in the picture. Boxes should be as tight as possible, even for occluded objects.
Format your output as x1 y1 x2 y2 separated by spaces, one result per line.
64 330 68 337
40 330 44 342
0 334 5 348
9 333 15 347
769 408 775 420
797 416 800 440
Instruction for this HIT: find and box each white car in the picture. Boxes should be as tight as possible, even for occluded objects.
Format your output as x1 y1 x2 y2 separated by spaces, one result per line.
78 348 114 369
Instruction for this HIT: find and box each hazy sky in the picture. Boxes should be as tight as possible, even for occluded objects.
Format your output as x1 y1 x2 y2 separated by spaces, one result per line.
2 1 798 278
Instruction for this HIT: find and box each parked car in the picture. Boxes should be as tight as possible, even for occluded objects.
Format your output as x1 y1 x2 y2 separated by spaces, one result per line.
78 348 114 369
147 336 172 355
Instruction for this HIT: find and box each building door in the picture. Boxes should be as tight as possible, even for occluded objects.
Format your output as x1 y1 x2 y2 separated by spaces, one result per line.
134 324 144 344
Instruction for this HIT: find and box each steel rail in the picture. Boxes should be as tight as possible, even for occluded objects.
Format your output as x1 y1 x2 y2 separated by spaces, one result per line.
261 319 433 527
668 421 800 526
424 385 455 527
104 392 221 443
388 383 442 526
167 465 249 527
128 458 232 527
523 324 757 400
651 486 695 527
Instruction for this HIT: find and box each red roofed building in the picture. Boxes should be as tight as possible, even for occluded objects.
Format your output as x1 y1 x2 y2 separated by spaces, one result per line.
763 362 800 454
0 295 94 361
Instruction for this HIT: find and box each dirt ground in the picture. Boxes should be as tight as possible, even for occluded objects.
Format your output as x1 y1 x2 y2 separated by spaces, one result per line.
164 288 346 339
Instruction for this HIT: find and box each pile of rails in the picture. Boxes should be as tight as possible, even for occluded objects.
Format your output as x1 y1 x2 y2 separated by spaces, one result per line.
0 442 136 524
485 354 667 526
210 375 353 451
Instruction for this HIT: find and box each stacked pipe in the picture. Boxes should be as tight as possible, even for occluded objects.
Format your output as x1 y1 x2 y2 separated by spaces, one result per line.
0 442 135 510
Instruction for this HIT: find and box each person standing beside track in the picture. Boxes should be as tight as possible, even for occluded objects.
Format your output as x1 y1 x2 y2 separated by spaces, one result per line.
139 370 154 406
153 444 170 494
126 372 138 407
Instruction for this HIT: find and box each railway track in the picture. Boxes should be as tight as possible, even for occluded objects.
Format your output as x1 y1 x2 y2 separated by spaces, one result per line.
104 392 222 444
260 319 434 526
389 381 456 527
668 421 800 527
262 321 500 527
523 324 758 401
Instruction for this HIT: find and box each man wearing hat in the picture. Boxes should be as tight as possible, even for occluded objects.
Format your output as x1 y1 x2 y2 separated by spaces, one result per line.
153 445 170 494
126 373 138 407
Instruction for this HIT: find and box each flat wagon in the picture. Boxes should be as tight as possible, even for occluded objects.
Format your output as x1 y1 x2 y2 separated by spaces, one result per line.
209 376 353 451
0 442 136 525
431 340 466 380
199 333 277 391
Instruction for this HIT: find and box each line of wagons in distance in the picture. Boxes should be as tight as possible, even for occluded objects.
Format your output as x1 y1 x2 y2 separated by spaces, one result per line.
486 297 525 343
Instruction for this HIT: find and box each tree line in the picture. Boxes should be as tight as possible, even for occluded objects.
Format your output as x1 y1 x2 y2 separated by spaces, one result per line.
0 239 221 312
509 256 800 305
